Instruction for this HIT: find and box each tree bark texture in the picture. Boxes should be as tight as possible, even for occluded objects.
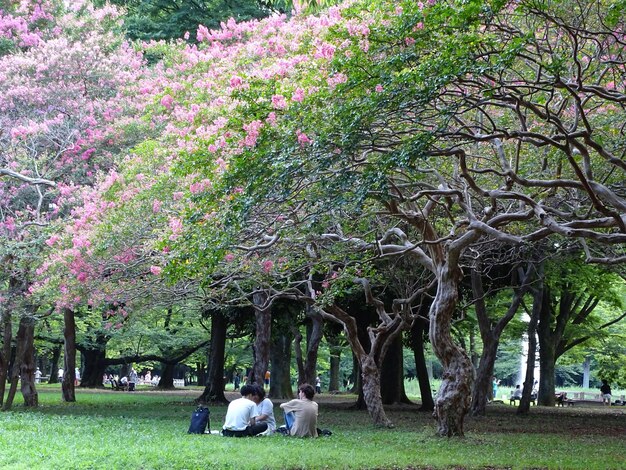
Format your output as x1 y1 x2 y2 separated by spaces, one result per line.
326 328 342 392
410 317 434 412
80 345 106 387
48 344 62 384
62 308 76 402
380 334 412 405
470 263 532 416
429 263 473 437
250 291 271 387
0 309 12 407
324 305 394 427
4 315 38 409
303 307 324 386
157 362 175 389
197 310 227 403
517 284 541 415
537 284 559 406
269 304 295 398
269 328 294 399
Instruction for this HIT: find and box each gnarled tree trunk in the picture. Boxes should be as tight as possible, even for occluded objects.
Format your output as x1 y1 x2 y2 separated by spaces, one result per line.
430 263 473 437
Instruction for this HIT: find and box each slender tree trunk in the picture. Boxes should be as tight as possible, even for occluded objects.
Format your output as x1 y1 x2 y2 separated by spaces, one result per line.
197 310 227 403
471 262 533 416
196 362 206 386
350 353 360 394
48 345 62 384
250 291 271 387
410 318 434 412
327 330 342 392
471 335 497 416
62 308 76 402
303 307 323 386
0 309 12 407
430 263 473 437
380 334 412 405
518 284 541 415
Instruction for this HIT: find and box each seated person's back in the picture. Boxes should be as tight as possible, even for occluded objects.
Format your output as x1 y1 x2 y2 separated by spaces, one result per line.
280 383 318 437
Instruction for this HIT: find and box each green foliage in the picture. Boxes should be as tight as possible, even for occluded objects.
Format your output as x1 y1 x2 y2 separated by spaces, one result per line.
100 0 272 41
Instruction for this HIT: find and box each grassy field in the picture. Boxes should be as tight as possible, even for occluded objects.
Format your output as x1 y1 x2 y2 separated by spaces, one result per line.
1 385 624 470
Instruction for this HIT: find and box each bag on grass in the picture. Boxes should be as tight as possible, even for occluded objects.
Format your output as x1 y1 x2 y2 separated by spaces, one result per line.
188 406 210 434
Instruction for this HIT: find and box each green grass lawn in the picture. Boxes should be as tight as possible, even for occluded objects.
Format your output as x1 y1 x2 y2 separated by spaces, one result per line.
1 385 624 469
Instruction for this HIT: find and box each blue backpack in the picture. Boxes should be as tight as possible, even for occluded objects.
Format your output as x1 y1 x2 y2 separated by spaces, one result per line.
188 406 210 434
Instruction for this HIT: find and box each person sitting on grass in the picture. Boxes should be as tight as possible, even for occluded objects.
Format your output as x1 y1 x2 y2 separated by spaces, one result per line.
252 385 276 434
222 384 268 437
280 383 318 437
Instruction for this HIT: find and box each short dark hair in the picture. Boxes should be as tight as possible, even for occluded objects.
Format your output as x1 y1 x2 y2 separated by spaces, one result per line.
252 384 265 399
299 383 315 400
240 384 255 396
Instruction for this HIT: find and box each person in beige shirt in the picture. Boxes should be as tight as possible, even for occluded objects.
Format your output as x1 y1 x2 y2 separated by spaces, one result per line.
280 383 318 437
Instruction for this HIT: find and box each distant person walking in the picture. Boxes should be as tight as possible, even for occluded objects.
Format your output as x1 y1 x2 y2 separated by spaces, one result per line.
600 380 612 406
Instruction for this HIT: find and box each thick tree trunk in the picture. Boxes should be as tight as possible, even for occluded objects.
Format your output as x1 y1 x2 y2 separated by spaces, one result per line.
410 318 434 412
250 291 271 387
360 355 393 427
157 363 175 389
537 285 556 406
0 309 12 407
380 334 412 405
197 310 227 403
270 328 294 399
62 308 76 402
18 315 38 407
430 263 473 437
324 305 394 427
80 346 106 387
4 316 38 409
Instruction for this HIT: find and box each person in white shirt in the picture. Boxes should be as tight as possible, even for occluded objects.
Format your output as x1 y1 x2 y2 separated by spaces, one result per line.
252 385 276 434
222 385 268 437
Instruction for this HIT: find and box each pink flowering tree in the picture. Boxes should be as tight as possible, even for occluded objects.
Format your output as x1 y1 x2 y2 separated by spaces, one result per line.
112 0 625 436
0 0 144 408
46 0 626 438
